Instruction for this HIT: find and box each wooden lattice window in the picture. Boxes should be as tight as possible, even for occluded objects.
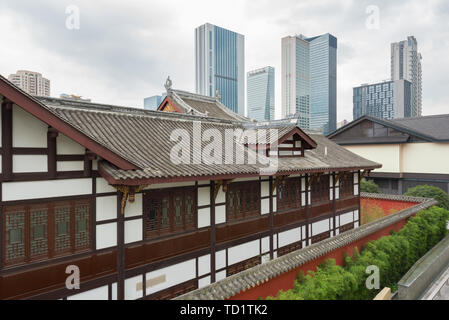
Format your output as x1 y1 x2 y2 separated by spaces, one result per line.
2 199 91 267
311 231 330 244
311 175 330 204
339 173 354 198
148 279 198 300
277 178 302 212
144 187 196 239
226 181 260 222
227 256 262 277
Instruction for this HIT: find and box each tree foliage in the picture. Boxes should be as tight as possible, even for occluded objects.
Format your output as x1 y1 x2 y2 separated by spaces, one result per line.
360 179 380 194
405 185 449 210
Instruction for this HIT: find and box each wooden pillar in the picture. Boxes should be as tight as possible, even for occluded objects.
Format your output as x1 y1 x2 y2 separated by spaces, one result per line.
209 181 216 283
305 174 310 246
84 150 94 177
332 172 337 236
2 101 13 181
269 176 274 259
117 192 125 300
47 127 58 179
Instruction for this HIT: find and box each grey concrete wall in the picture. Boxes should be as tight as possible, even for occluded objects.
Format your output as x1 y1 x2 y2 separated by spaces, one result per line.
397 234 449 300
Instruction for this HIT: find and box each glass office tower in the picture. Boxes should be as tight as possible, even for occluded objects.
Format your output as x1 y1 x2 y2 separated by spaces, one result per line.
281 33 337 134
195 23 245 115
247 67 275 121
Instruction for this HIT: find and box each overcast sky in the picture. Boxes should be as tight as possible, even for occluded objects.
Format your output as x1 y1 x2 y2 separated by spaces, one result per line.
0 0 448 121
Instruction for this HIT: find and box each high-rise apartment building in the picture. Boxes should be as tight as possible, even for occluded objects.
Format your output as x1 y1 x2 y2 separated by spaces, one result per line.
391 36 422 117
195 23 245 115
247 67 274 121
281 34 337 134
353 79 412 120
8 70 50 96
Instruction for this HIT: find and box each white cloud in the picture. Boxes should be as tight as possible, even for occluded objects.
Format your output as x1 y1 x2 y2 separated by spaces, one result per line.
0 0 447 120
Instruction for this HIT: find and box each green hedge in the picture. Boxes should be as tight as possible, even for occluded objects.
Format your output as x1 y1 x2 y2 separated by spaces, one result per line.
267 206 449 300
360 179 380 194
405 185 449 211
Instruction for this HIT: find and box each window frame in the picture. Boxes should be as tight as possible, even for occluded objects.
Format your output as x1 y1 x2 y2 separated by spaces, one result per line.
2 198 92 268
339 172 354 199
311 174 330 204
143 186 197 240
276 177 302 213
226 180 261 222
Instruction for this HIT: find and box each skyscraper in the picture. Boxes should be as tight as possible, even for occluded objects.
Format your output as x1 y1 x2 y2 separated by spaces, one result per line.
195 23 245 115
391 36 422 117
247 67 275 121
8 70 50 96
144 94 166 111
281 34 337 134
353 79 412 120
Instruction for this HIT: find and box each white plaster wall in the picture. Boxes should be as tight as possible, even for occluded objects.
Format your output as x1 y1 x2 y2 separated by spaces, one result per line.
345 144 400 173
354 209 360 221
198 208 210 228
56 133 85 155
228 239 259 265
125 219 142 244
12 105 47 148
198 187 210 206
278 227 301 247
216 188 226 203
13 155 47 172
261 181 270 197
402 142 449 174
199 276 211 289
261 236 270 253
340 211 354 226
216 250 226 270
57 161 84 172
215 205 226 224
96 195 117 221
96 177 116 193
96 222 117 250
311 219 330 236
67 285 109 300
125 193 143 218
145 259 196 295
261 198 270 215
216 270 226 282
125 275 143 300
273 234 277 250
3 178 92 201
198 254 211 276
233 177 260 183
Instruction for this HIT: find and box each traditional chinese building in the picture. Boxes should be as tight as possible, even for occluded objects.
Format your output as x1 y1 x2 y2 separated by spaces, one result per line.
328 115 449 194
0 75 380 300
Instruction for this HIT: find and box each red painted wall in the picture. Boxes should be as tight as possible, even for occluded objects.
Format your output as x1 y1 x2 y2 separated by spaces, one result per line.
361 198 417 216
229 198 419 300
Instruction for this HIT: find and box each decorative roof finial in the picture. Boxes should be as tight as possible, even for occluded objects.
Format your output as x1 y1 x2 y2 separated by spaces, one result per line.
215 89 221 101
164 76 173 91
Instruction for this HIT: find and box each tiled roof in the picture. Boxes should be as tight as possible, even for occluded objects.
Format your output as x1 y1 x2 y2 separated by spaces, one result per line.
174 193 437 300
35 96 381 183
166 89 250 122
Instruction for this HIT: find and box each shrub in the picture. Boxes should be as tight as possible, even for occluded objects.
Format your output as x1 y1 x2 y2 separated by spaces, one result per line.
360 179 380 194
267 206 449 300
404 185 449 210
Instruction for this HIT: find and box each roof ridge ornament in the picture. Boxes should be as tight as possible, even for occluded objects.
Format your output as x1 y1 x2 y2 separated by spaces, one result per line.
164 76 173 91
215 89 221 101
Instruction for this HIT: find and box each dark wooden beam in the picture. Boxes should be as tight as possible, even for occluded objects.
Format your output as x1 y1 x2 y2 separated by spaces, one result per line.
47 127 58 179
210 181 216 283
2 101 12 181
117 192 125 300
